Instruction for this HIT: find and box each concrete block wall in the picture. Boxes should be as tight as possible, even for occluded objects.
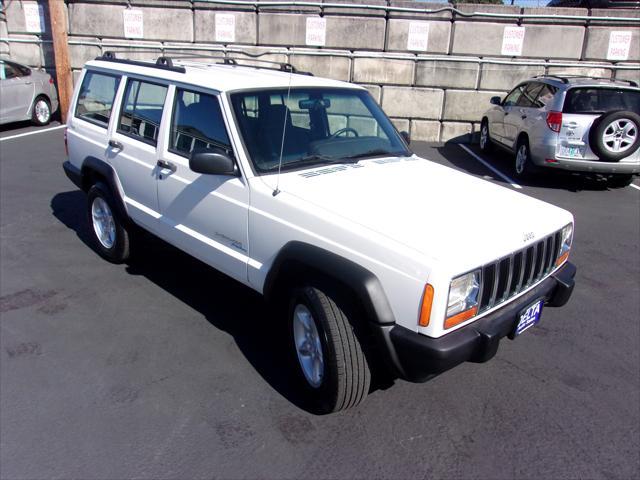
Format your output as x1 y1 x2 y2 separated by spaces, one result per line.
2 1 639 143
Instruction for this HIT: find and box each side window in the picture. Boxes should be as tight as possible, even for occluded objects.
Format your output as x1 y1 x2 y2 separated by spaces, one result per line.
170 89 231 157
503 85 525 107
517 83 544 108
533 84 558 108
0 62 18 80
117 79 168 145
75 71 120 127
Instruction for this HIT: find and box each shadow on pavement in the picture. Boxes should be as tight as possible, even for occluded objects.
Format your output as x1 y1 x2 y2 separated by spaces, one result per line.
50 190 393 414
436 142 621 193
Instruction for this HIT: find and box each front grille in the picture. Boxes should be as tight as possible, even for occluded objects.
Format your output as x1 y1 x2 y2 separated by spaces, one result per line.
478 230 562 313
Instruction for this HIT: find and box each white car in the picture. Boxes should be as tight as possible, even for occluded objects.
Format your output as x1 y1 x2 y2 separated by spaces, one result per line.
63 53 577 413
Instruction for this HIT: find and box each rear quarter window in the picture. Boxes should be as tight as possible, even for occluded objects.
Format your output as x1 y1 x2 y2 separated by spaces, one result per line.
563 88 640 114
75 71 121 127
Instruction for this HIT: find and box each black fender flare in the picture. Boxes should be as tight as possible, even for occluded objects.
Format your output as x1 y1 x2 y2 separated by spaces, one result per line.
263 241 396 326
79 156 131 224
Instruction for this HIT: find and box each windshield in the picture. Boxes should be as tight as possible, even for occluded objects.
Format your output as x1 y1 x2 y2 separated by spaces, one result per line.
563 87 640 114
229 88 411 173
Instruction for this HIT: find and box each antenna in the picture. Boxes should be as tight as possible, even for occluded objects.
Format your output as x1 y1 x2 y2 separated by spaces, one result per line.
272 46 294 197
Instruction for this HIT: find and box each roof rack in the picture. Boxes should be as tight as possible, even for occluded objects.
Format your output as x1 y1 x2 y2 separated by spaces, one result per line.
533 74 638 88
95 51 187 73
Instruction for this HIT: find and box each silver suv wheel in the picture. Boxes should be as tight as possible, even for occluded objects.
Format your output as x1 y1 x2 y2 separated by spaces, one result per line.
602 118 637 154
515 144 528 174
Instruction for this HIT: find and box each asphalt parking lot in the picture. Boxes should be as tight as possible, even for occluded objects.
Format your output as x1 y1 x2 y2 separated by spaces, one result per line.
1 123 639 479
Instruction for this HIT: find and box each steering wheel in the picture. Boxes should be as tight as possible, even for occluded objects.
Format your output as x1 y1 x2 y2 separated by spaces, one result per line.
330 127 359 139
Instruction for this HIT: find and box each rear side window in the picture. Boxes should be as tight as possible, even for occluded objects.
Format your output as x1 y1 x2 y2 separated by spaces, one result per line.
517 83 544 108
75 71 120 127
533 84 558 108
563 88 640 114
117 79 168 145
170 89 231 157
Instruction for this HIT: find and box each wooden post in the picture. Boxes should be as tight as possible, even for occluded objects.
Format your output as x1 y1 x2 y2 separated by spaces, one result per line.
47 0 73 123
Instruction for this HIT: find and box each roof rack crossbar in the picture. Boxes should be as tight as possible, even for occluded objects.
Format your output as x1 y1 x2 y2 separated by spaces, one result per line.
167 52 314 76
95 51 186 73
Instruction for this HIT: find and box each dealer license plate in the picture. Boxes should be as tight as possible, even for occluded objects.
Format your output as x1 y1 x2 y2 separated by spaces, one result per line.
513 299 543 337
559 145 582 158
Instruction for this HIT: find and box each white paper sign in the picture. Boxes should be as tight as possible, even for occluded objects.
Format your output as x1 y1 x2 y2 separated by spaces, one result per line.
306 17 326 47
23 2 45 34
216 14 236 43
501 26 525 56
607 31 632 61
407 22 430 52
123 9 144 39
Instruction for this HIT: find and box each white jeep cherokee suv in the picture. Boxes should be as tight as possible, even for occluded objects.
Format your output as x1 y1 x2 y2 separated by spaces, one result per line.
63 54 576 413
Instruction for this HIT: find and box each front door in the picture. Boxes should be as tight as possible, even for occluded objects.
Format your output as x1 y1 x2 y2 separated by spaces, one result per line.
156 86 249 283
0 61 34 123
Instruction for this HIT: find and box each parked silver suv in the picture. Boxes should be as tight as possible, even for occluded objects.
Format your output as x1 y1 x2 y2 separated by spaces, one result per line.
480 75 640 187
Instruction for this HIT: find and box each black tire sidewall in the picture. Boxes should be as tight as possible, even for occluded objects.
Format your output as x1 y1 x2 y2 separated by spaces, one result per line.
31 96 51 126
590 110 640 162
86 183 129 263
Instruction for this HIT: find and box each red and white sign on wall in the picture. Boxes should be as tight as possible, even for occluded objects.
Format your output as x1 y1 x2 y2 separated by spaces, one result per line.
501 26 525 57
407 22 430 52
123 9 144 39
607 31 632 61
23 2 45 34
215 14 236 43
306 17 326 47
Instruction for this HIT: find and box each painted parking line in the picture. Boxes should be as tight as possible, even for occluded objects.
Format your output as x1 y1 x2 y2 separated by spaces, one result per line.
459 144 522 190
630 183 640 192
0 125 66 142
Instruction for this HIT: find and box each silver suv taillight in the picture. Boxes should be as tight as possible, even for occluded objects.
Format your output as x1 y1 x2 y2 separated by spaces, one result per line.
546 111 562 133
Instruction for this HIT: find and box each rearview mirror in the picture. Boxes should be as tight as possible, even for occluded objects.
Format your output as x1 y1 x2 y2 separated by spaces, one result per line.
400 130 411 145
490 96 502 106
299 98 331 109
189 148 238 176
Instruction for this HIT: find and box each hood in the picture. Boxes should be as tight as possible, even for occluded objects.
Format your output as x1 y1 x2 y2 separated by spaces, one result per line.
274 156 572 272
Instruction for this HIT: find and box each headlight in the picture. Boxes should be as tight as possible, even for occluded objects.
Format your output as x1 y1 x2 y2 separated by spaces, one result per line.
556 223 573 266
445 270 480 328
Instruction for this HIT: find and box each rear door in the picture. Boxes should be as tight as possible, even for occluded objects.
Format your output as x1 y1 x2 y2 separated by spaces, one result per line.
109 77 169 231
156 86 249 283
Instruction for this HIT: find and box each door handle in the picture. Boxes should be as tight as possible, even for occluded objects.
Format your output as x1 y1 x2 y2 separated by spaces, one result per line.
521 115 527 119
157 159 176 172
108 139 123 150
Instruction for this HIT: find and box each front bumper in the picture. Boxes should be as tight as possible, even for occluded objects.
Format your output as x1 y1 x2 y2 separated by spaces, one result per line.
380 262 576 383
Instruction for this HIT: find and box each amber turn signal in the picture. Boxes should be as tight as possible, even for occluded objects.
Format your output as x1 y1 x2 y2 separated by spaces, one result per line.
444 306 478 330
419 284 434 327
556 251 569 266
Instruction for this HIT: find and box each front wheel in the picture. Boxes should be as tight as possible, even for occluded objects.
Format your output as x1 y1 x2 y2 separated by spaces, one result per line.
31 96 51 126
86 183 131 263
514 139 536 179
289 286 371 414
479 120 493 153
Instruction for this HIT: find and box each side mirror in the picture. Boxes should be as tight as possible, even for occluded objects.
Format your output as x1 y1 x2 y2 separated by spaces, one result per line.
400 130 411 145
490 96 502 106
189 148 238 176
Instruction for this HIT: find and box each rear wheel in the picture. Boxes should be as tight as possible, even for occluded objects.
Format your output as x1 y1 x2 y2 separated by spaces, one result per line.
31 96 51 126
514 138 535 179
479 119 493 153
86 182 131 263
289 286 371 414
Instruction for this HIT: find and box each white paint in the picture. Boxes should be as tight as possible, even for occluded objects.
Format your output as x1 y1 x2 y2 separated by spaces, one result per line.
630 183 640 192
407 22 429 52
23 2 45 34
215 14 236 43
607 31 632 61
0 125 65 142
460 144 522 190
306 17 326 47
501 26 525 57
123 9 144 39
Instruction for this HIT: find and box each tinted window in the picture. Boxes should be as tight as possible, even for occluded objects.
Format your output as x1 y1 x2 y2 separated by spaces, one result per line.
533 84 558 108
230 88 409 173
503 86 524 107
563 88 640 114
517 83 544 108
170 89 231 157
0 62 18 80
117 79 167 145
75 71 120 127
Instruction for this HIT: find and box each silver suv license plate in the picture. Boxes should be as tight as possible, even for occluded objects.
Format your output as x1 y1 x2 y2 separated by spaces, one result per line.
513 299 543 337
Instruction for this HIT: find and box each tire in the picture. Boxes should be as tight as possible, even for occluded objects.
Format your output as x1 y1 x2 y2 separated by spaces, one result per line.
608 174 635 188
590 110 640 162
479 119 493 153
86 182 130 263
289 286 371 414
514 137 536 179
31 96 51 126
